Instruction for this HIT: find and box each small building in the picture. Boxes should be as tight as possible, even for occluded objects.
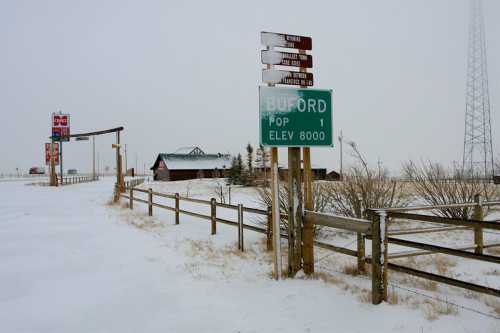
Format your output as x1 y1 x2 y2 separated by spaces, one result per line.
254 166 328 181
150 147 232 181
326 170 341 181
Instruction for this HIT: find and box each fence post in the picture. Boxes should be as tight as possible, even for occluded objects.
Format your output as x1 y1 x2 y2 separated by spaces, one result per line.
148 188 153 217
266 206 273 251
303 214 314 275
473 194 484 255
175 193 180 225
210 198 217 235
371 210 388 304
129 188 133 210
113 183 119 202
357 233 366 274
238 204 244 251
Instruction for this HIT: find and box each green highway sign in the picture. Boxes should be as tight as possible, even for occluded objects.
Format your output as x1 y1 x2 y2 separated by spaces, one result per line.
259 86 333 147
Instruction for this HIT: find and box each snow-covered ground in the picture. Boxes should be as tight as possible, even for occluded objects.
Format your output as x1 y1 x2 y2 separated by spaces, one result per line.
1 177 499 332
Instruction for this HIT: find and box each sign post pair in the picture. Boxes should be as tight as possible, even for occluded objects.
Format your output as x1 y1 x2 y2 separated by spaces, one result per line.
260 32 333 279
50 112 70 185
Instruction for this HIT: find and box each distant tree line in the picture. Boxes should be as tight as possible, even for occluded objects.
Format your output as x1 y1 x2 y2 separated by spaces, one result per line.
227 143 269 186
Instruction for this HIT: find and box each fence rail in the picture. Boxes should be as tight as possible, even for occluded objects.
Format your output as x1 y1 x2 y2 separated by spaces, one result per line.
119 184 500 306
60 175 99 185
121 185 273 253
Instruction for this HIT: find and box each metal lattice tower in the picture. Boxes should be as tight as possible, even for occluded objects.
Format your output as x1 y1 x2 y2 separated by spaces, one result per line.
462 0 494 178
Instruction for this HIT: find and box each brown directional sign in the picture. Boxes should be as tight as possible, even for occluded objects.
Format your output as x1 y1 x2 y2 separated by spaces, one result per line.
262 69 313 86
261 50 313 68
261 32 312 50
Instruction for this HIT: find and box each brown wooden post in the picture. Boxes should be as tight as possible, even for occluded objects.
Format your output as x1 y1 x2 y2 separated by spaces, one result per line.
129 188 133 210
371 212 382 304
302 147 314 275
288 147 303 276
148 188 153 217
210 198 217 235
49 140 57 186
114 182 119 202
271 147 282 279
371 210 388 304
266 206 273 251
175 193 180 225
238 204 244 251
473 194 484 255
357 233 366 274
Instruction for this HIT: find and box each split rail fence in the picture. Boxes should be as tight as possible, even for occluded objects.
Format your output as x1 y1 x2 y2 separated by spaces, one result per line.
118 184 500 305
59 175 99 185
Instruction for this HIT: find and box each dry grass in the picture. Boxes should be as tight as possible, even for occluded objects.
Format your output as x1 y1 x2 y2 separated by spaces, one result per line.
486 246 500 256
342 263 360 276
312 272 344 285
485 296 500 315
387 287 399 305
421 299 458 321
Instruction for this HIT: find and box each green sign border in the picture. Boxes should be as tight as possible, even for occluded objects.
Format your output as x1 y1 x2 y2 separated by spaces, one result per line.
259 86 334 147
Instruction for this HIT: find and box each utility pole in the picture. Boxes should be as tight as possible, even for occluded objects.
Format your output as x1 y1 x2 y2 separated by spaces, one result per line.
338 130 343 180
59 140 63 184
135 153 138 177
92 135 96 180
124 143 128 174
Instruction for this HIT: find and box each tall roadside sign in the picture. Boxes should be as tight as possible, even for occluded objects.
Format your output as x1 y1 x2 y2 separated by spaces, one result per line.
51 112 70 185
260 31 333 278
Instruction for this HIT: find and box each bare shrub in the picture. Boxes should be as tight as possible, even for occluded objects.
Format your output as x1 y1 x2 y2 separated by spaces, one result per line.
320 166 411 218
403 160 499 219
213 180 229 204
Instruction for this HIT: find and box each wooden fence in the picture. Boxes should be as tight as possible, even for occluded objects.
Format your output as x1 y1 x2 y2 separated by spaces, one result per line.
304 198 500 304
120 186 273 252
118 184 500 305
59 175 99 185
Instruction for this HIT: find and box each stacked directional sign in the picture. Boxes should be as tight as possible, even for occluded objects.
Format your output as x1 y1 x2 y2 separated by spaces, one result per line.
260 32 333 147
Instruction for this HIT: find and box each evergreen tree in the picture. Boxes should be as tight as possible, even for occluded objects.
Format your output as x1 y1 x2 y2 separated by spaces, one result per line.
236 153 244 184
246 143 254 175
227 156 238 185
256 144 270 186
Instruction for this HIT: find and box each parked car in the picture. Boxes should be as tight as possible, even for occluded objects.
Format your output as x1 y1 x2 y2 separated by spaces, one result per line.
29 167 45 175
67 169 78 175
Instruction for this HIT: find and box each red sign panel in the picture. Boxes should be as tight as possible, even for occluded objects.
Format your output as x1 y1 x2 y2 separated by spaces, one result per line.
52 113 70 141
261 32 312 50
45 143 60 165
52 114 69 127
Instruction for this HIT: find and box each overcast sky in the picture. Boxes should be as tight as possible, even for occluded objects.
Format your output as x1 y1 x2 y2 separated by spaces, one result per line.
1 0 499 175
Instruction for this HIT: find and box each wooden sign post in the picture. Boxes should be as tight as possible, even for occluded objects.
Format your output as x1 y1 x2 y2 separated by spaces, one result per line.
260 31 332 278
266 51 283 280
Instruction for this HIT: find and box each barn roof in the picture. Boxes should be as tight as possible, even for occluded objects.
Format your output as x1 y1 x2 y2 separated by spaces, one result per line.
151 147 232 171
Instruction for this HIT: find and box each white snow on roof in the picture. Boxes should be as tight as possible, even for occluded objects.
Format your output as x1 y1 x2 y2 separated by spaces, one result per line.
163 156 232 170
173 147 201 155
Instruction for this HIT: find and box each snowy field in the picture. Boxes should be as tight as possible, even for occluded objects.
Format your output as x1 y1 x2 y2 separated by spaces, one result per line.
1 177 499 332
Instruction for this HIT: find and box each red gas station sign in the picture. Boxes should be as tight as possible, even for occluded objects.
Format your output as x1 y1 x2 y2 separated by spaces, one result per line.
52 113 70 141
45 143 59 165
